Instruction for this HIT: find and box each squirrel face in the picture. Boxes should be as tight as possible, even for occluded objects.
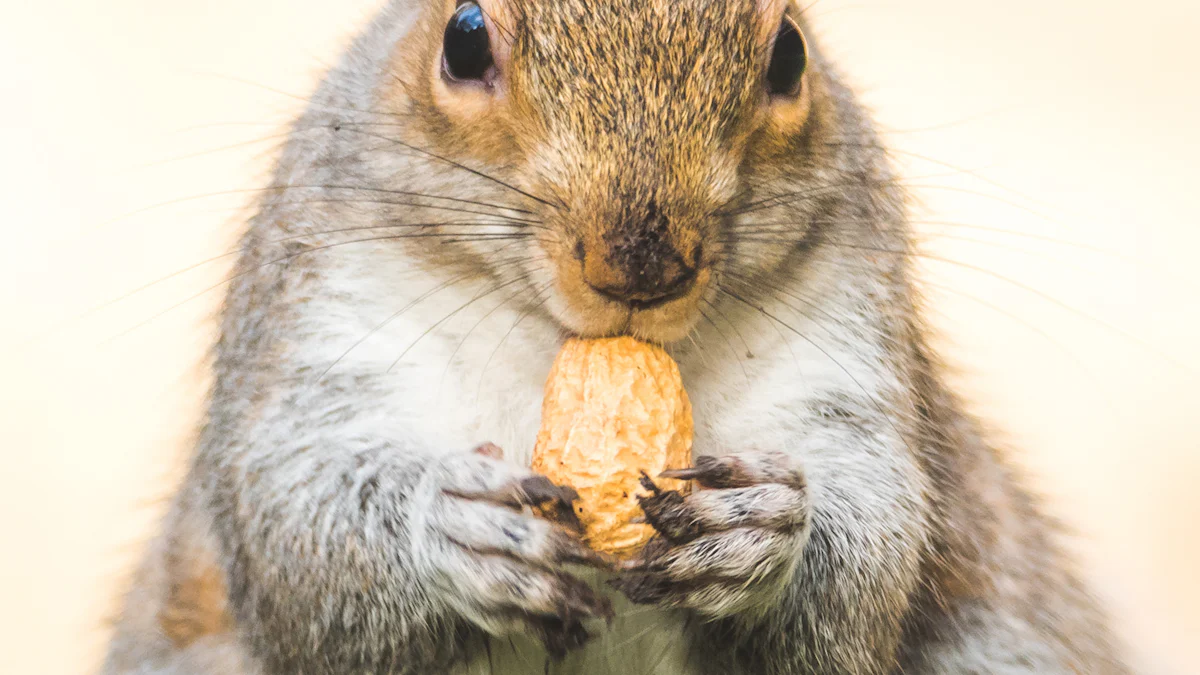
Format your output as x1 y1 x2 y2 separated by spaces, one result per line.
397 0 817 342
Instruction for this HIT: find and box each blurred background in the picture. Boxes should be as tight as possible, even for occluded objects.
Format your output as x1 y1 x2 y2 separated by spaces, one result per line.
1 0 1197 673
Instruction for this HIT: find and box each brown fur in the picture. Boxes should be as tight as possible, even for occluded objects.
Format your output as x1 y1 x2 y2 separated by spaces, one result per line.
159 566 233 648
102 1 1132 673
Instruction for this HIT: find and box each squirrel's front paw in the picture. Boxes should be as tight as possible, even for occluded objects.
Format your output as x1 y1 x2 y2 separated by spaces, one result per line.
423 444 614 659
611 451 810 619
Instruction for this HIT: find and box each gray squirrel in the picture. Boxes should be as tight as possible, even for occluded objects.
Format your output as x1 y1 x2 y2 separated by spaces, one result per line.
103 1 1131 673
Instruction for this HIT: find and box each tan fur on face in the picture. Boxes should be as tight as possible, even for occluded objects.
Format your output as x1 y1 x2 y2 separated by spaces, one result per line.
402 0 816 342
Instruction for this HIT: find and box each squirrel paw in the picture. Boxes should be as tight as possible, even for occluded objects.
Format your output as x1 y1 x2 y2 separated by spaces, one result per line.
425 444 614 659
611 451 811 619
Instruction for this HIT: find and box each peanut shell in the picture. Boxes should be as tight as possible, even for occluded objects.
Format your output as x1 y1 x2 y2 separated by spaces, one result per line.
531 337 693 558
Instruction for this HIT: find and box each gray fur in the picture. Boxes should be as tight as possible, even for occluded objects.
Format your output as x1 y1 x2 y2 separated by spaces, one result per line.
103 1 1131 674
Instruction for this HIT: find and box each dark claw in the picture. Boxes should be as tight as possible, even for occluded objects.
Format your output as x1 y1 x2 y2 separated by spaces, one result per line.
554 573 616 624
535 579 609 659
635 476 702 544
659 455 742 488
574 593 615 625
610 536 677 606
638 471 662 496
522 477 585 533
519 476 580 506
615 537 671 573
444 476 585 533
529 616 592 661
554 533 617 571
609 570 674 606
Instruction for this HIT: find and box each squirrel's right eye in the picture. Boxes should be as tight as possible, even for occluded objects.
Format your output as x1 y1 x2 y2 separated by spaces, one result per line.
443 2 494 84
766 16 808 97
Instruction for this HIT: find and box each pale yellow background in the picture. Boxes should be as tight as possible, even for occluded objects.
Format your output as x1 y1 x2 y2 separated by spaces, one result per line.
1 1 1197 673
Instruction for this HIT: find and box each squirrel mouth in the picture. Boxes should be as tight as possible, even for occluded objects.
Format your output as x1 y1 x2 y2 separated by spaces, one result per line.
584 268 711 344
585 266 699 312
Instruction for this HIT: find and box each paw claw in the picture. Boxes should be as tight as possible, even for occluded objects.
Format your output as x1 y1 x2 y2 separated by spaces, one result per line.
610 570 674 606
556 534 617 570
637 471 662 495
445 476 585 532
612 452 811 617
635 483 700 544
659 455 735 487
528 616 592 661
657 467 700 480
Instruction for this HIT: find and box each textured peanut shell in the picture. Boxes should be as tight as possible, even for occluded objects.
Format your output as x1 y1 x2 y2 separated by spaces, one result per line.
531 337 693 558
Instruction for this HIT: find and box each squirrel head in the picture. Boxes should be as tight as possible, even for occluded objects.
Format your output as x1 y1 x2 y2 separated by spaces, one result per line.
386 0 846 343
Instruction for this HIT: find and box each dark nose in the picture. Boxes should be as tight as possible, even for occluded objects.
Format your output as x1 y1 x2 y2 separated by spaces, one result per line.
581 219 697 310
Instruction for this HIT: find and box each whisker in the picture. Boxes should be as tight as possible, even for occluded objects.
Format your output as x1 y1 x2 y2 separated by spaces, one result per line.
681 326 714 376
27 218 542 349
384 272 532 374
294 183 537 215
725 228 1126 294
123 131 294 170
720 277 801 368
91 183 536 236
728 218 1141 270
96 231 537 344
704 295 756 359
437 261 544 392
821 138 1055 213
192 72 416 120
265 196 541 224
733 246 1122 417
698 304 749 383
475 282 554 401
716 284 914 454
721 269 848 340
817 239 1194 372
919 278 1119 417
437 234 538 244
337 127 563 210
723 176 1067 224
312 270 480 385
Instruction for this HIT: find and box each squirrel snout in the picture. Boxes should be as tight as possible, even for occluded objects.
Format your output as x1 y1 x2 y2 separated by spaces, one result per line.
580 227 698 311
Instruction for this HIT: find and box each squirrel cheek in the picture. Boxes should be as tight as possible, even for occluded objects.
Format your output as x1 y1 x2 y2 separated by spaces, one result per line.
431 70 494 122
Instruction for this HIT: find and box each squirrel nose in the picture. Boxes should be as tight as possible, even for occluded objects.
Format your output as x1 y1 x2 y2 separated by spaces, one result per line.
581 234 697 310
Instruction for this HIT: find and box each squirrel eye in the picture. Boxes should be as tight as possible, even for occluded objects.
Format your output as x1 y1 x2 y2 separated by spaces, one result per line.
766 16 808 97
443 2 494 83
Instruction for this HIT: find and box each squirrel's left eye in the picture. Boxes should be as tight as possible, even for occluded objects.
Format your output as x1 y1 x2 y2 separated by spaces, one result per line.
443 2 494 83
766 16 808 97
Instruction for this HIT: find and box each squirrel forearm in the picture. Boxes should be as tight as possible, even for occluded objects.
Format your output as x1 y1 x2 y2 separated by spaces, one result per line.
698 402 929 675
200 430 470 674
743 506 924 673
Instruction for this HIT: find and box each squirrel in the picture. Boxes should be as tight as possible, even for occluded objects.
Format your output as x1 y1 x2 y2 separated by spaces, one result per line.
102 0 1131 673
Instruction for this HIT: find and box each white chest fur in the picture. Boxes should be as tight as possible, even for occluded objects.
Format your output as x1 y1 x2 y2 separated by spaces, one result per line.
292 260 868 674
296 271 702 674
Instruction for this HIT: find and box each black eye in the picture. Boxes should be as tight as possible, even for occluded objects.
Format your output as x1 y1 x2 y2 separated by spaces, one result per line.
766 17 807 97
443 2 494 83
